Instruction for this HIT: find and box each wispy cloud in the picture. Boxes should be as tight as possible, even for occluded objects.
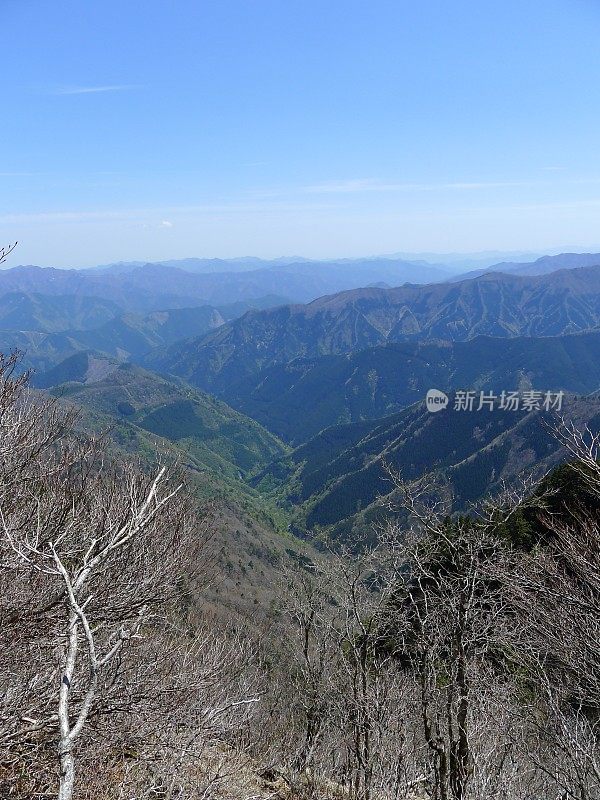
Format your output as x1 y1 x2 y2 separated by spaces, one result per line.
51 84 138 96
300 178 533 195
0 202 335 226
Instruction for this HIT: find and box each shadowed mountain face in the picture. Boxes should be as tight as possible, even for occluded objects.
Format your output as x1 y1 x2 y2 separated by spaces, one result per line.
143 266 600 397
255 395 600 542
215 330 600 443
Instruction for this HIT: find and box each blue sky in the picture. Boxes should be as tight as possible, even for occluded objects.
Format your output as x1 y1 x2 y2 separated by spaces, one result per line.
3 0 600 266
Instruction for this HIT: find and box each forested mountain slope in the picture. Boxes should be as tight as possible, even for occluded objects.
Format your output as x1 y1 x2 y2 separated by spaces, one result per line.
255 395 600 542
144 266 600 395
223 330 600 442
43 357 288 482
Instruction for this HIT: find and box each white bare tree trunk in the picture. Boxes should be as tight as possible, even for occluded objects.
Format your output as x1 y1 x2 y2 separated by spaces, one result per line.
58 610 78 800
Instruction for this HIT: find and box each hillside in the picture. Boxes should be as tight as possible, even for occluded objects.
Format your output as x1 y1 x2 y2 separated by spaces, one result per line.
142 265 600 396
0 296 289 374
35 355 317 623
40 383 310 627
43 356 288 482
223 330 600 443
255 395 600 542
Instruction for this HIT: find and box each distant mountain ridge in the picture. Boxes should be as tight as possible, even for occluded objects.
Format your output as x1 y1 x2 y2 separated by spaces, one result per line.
90 256 311 274
143 264 600 396
1 257 451 309
452 252 600 281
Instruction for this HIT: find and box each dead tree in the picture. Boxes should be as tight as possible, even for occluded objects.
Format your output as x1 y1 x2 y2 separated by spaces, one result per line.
275 546 422 800
503 423 600 800
381 472 536 800
0 241 17 266
0 353 228 799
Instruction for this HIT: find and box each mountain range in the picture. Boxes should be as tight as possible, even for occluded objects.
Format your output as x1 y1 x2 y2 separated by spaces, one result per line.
4 249 600 549
2 257 451 310
143 265 600 397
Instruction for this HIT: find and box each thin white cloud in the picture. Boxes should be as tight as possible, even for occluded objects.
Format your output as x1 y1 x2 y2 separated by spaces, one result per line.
51 85 138 96
300 178 534 194
0 201 335 226
0 210 131 224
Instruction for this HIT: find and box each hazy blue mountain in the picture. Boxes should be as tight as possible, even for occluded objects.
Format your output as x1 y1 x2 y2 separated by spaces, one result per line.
143 265 600 397
380 250 544 271
0 292 122 332
90 256 308 274
267 258 450 284
2 258 450 309
0 296 290 374
493 252 600 275
451 252 600 281
0 264 301 309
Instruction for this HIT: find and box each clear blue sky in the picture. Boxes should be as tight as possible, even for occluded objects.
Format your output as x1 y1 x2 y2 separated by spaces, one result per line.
3 0 600 266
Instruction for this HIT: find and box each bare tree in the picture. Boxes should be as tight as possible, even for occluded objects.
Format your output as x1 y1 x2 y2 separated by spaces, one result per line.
271 546 424 800
377 470 557 800
502 423 600 800
0 353 247 798
0 241 17 266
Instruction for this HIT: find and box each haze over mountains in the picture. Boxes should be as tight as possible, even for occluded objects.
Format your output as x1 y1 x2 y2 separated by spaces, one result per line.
2 256 451 310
